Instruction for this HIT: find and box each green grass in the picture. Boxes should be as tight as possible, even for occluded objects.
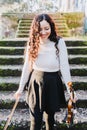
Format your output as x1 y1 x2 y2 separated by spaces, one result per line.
0 41 26 47
0 48 24 55
0 58 23 65
0 69 21 76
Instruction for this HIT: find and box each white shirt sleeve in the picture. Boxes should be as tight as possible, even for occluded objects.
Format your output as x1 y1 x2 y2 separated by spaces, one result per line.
58 38 72 93
17 46 30 93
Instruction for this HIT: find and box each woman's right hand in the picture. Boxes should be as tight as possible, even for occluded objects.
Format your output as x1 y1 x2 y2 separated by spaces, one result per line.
14 91 21 100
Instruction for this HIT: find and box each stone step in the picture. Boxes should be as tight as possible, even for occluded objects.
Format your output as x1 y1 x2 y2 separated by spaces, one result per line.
1 45 87 50
0 40 87 47
0 64 87 70
0 69 21 77
0 48 24 55
72 76 87 82
20 19 66 23
18 23 67 29
16 34 30 38
0 57 23 65
69 55 87 58
17 26 30 30
70 69 87 76
67 46 87 49
17 29 69 33
16 30 30 33
0 90 87 109
0 83 18 91
0 76 87 84
0 46 87 56
0 40 26 47
0 82 87 91
0 46 25 49
70 64 87 69
0 108 87 126
0 77 20 84
17 17 69 38
0 90 87 102
0 65 23 70
0 68 87 77
65 40 87 46
17 26 68 31
0 108 87 130
69 57 87 65
68 48 87 55
0 54 87 59
0 55 24 58
0 107 86 122
0 48 87 55
0 56 87 65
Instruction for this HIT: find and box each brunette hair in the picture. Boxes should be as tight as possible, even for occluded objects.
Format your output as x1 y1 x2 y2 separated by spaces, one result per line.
28 13 60 61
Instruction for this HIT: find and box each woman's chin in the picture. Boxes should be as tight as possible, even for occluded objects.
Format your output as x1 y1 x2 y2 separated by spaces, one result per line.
41 37 48 41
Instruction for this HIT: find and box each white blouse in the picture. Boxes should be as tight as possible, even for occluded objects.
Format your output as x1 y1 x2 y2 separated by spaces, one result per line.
17 38 72 93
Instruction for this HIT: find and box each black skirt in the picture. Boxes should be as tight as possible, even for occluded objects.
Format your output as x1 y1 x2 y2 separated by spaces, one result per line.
26 70 66 113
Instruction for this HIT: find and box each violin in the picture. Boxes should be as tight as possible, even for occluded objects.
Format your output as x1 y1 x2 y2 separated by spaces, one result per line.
66 88 76 125
63 82 76 127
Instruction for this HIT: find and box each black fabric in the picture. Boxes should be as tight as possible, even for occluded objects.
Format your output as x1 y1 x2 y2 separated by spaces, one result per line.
24 70 33 91
26 70 66 113
29 108 43 130
29 109 55 130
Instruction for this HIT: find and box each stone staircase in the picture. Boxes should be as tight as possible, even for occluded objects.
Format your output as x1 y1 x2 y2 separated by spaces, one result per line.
0 39 87 130
16 13 70 38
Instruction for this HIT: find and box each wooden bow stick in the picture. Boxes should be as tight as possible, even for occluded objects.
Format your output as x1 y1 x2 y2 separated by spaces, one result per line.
3 98 19 130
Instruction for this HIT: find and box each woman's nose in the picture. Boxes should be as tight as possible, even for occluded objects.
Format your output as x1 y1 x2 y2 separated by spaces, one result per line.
41 30 46 34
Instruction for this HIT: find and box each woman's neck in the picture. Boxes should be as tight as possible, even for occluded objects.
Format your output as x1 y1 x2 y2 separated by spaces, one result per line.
40 38 51 44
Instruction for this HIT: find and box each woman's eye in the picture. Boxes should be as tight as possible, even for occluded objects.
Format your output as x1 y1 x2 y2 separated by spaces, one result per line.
40 28 49 30
45 28 49 30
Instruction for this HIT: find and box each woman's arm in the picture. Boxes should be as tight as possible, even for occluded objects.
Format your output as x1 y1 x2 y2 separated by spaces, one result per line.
58 38 72 93
14 45 30 99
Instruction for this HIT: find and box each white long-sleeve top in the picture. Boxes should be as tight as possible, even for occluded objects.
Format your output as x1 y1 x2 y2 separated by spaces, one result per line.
17 38 72 93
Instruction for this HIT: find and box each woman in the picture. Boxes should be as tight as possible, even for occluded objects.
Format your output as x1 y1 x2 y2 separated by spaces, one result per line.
14 14 76 130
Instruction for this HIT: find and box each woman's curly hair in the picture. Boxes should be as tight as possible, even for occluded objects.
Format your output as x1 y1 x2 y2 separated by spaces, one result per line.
28 13 60 61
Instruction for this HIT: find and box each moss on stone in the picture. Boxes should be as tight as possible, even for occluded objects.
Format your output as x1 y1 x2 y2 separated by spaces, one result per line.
0 69 21 76
66 41 87 46
0 121 87 130
0 100 27 109
0 58 23 65
73 82 87 90
68 48 87 55
71 69 87 76
69 57 87 64
0 41 26 47
0 83 18 91
0 48 24 55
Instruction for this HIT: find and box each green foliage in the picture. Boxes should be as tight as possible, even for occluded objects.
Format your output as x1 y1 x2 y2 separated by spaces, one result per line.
0 41 26 47
63 12 84 29
0 48 24 55
69 57 87 65
0 58 23 65
66 41 87 46
0 100 26 109
0 69 21 76
68 48 87 55
0 83 18 91
71 69 87 76
73 82 87 90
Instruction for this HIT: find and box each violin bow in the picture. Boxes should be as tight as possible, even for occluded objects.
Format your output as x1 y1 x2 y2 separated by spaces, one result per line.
3 98 19 130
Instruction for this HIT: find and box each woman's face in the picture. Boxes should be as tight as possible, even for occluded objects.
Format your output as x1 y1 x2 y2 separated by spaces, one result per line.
39 20 51 41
